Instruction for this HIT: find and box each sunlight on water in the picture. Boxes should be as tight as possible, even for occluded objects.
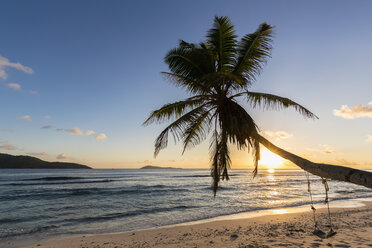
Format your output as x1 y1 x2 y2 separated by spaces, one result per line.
272 209 288 214
267 175 276 181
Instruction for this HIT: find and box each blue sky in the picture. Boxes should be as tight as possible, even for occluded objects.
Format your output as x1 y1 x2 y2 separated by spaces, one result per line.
1 0 372 169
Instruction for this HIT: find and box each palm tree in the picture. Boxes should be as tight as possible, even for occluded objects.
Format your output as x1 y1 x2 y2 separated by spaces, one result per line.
144 16 372 195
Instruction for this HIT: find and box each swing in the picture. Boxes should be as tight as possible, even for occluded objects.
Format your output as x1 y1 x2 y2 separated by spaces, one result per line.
304 172 337 239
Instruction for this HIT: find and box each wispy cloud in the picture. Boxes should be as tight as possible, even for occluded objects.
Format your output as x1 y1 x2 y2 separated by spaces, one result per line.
47 125 106 141
333 102 372 119
264 130 293 139
67 128 83 135
0 141 17 150
6 83 21 90
95 133 107 140
320 144 336 154
0 55 33 79
306 144 337 155
85 130 95 136
27 152 47 156
367 135 372 143
44 115 51 119
57 153 67 159
20 115 32 121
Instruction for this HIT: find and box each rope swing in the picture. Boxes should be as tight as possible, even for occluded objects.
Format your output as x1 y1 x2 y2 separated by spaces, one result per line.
304 172 337 238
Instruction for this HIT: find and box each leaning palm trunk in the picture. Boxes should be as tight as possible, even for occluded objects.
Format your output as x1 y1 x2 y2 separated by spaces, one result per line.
258 135 372 189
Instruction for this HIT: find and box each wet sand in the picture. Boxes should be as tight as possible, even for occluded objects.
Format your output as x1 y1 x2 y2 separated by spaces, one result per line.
20 202 372 248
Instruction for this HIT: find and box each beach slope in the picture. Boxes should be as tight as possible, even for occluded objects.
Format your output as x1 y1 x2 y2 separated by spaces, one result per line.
23 202 372 248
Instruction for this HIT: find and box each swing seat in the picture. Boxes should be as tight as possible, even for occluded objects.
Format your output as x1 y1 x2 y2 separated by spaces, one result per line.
313 229 326 239
325 229 337 238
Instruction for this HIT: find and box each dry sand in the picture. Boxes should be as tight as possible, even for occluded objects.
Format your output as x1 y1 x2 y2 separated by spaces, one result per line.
23 202 372 248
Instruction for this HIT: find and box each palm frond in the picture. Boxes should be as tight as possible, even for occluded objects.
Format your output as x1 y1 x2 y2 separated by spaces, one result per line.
165 42 215 77
182 108 214 154
143 96 209 126
161 72 212 94
209 129 231 196
246 91 319 119
233 23 273 85
210 130 220 196
252 139 260 177
217 98 259 148
153 105 209 157
207 16 237 72
217 98 262 178
199 72 244 91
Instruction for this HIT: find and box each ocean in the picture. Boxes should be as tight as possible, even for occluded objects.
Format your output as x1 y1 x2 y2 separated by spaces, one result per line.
1 169 371 247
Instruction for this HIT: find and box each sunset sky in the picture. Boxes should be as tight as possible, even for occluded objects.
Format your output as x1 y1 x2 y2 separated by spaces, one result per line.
1 0 372 169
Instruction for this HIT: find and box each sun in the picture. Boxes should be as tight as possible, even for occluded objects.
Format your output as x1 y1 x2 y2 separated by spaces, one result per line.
259 148 283 169
267 168 275 173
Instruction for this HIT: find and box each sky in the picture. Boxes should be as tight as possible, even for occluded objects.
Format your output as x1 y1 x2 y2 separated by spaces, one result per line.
1 0 372 169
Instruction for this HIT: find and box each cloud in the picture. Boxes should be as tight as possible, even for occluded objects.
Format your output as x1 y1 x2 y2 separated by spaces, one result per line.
20 115 32 121
0 55 33 79
95 133 107 140
41 125 52 129
56 128 64 131
67 128 83 135
27 152 47 156
320 144 336 154
44 115 51 119
333 102 372 119
85 130 95 136
57 153 67 159
0 141 17 150
6 83 21 90
264 130 293 139
367 135 372 143
29 90 38 95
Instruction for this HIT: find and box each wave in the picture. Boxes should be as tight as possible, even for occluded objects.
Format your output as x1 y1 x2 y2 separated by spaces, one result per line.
66 205 198 224
0 225 58 238
7 179 113 186
25 176 85 181
0 185 190 201
173 174 239 178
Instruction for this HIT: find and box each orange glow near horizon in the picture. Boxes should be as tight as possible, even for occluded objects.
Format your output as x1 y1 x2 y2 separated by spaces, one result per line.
259 148 284 169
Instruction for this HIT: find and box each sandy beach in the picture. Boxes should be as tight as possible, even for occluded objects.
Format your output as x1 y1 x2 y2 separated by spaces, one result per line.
20 202 372 248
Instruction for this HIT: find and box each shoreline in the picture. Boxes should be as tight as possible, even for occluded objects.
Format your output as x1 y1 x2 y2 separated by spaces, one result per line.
14 198 372 248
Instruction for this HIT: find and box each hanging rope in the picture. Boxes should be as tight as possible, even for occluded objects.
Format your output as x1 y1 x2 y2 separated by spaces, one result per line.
322 178 337 238
304 171 327 238
304 171 319 230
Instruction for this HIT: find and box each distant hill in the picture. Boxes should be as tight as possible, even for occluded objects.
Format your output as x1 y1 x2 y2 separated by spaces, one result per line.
140 165 181 169
0 153 92 169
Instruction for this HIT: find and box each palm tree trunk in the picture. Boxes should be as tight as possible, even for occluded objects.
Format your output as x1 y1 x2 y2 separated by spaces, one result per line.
257 135 372 189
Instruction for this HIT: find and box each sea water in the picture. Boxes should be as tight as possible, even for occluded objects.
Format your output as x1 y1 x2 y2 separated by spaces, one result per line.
1 169 371 246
